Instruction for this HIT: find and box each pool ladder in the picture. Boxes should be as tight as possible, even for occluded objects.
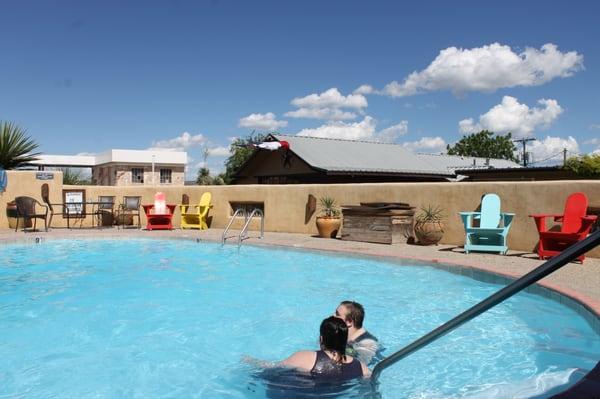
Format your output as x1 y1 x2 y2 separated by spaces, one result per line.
221 208 264 248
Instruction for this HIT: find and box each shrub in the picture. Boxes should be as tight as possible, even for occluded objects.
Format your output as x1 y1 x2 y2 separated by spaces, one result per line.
564 154 600 178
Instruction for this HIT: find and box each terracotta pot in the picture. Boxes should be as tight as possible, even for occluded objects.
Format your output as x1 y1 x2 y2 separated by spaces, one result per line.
6 201 32 229
316 216 341 238
414 221 444 245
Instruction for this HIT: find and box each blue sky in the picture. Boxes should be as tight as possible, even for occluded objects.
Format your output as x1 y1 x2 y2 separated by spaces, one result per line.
1 0 599 177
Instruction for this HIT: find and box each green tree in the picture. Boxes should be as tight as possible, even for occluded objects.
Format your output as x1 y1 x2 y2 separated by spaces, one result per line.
564 153 600 178
62 168 92 185
222 131 265 184
196 167 212 185
196 167 226 185
0 121 41 169
446 130 517 161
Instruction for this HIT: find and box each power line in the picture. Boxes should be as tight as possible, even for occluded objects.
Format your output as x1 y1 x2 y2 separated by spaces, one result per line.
513 138 536 167
528 150 564 165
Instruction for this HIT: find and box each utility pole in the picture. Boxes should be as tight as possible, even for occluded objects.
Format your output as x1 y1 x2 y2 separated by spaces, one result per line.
563 148 568 165
151 154 156 185
513 138 536 167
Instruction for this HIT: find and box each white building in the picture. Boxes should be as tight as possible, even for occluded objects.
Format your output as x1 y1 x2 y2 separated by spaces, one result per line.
31 149 187 186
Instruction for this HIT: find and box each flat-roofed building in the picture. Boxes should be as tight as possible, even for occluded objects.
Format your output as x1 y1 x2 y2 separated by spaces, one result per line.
31 149 187 186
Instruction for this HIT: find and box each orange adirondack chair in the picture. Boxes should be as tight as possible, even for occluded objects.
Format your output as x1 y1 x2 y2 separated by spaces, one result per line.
530 192 597 262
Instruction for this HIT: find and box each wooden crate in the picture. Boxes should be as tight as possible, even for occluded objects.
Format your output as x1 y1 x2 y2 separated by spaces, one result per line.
341 208 415 245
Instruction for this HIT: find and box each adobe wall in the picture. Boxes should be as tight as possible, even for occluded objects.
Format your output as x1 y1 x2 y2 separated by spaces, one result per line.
1 170 599 257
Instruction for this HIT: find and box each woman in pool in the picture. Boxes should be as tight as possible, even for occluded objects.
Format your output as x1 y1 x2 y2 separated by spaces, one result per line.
280 316 371 379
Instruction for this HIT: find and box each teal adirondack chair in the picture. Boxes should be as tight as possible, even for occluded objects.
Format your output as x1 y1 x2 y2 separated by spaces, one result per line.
459 193 514 255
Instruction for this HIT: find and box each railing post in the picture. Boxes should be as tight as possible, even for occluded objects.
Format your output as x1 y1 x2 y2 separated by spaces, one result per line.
236 208 264 247
222 208 244 245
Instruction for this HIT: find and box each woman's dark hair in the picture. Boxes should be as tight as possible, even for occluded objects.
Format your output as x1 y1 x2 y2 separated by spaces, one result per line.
319 316 348 364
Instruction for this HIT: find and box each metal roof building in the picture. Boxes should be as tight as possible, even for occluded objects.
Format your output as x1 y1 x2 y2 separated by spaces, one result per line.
233 134 521 184
417 153 521 173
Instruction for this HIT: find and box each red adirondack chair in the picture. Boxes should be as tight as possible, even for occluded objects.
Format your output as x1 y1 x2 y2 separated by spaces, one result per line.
530 192 597 262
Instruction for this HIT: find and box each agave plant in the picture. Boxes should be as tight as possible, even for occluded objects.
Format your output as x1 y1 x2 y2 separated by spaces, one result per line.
0 121 40 169
319 196 340 218
415 205 445 224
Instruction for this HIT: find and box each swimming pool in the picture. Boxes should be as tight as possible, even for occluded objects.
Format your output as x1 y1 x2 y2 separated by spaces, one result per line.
0 239 598 398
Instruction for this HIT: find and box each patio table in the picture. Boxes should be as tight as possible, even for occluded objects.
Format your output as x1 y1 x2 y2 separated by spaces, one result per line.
142 204 177 230
52 200 115 228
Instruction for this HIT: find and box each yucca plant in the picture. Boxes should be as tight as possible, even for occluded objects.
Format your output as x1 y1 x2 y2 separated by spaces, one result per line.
318 196 340 218
414 204 445 245
415 205 445 224
0 121 40 169
316 196 342 238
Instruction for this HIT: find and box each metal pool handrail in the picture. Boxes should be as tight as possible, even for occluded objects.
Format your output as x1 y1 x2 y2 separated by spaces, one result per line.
222 208 245 245
237 208 264 248
371 229 600 381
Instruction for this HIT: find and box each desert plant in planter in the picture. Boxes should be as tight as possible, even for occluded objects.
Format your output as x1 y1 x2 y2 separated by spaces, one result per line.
414 205 445 245
315 196 341 238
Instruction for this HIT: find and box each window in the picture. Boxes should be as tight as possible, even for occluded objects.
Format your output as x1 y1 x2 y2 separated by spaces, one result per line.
230 202 264 217
160 168 172 184
131 168 144 183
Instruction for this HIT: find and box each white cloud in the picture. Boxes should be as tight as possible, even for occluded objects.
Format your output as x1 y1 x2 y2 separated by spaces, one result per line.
291 88 368 110
584 138 600 155
286 88 368 122
528 136 579 164
589 124 600 130
150 132 206 151
377 121 409 143
584 138 600 146
297 116 377 141
353 84 375 95
207 145 230 157
402 137 447 153
238 112 288 131
381 43 583 97
296 117 409 143
458 96 563 138
285 107 357 121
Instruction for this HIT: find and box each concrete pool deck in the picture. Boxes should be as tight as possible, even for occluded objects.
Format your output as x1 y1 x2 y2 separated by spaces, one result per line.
1 227 599 324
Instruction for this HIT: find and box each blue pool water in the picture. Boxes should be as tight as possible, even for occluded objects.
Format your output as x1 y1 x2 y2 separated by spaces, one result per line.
0 239 598 398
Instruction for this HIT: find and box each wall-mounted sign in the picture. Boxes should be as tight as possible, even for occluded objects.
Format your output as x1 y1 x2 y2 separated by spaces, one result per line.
62 189 86 218
36 172 54 180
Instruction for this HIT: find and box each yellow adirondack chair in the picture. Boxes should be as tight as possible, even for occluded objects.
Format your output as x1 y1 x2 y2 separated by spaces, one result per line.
180 192 212 229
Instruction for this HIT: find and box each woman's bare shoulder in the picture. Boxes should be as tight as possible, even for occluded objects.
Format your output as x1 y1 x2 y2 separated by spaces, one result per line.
281 351 317 371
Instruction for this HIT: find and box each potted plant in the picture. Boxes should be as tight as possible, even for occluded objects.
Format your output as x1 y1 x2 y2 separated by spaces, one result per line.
6 200 31 229
316 196 341 238
414 205 445 245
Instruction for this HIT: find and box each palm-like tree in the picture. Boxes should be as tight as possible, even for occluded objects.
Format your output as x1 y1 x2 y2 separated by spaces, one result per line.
0 121 40 169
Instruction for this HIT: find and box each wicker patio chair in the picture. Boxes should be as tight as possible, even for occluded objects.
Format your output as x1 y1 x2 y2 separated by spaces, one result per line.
15 196 49 232
40 183 57 230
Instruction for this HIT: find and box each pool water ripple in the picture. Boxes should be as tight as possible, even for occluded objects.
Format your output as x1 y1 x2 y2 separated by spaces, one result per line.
0 239 598 398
